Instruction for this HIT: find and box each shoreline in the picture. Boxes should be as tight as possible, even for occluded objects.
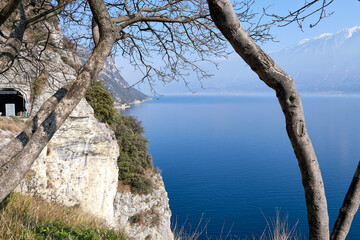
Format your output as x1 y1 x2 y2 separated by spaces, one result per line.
114 97 152 110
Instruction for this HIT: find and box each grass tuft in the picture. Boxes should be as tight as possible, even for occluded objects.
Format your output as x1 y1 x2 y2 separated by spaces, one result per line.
0 193 128 240
173 212 301 240
0 117 26 133
257 211 301 240
173 214 210 240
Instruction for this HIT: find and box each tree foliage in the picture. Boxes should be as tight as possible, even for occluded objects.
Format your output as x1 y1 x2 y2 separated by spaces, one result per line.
113 114 153 194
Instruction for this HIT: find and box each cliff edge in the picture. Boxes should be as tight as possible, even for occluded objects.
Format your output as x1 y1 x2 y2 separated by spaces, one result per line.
14 99 174 240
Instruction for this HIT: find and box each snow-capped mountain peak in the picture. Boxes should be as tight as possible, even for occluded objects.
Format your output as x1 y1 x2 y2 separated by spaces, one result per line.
273 26 360 94
314 32 333 40
345 25 360 38
296 25 360 47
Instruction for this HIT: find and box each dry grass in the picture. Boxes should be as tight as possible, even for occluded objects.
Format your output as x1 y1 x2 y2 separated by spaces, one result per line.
117 181 131 192
173 214 211 240
0 193 127 240
257 211 301 240
0 117 27 133
173 212 301 240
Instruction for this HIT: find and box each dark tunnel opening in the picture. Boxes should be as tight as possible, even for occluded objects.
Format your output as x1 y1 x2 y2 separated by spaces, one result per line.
0 89 26 117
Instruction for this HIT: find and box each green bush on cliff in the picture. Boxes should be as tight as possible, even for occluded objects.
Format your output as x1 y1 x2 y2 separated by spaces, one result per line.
112 114 153 194
85 81 117 124
86 81 153 194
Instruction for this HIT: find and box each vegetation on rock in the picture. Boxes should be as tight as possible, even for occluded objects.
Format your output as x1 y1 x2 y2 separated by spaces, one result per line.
0 117 26 133
0 193 127 240
30 73 48 101
85 81 117 124
86 81 153 194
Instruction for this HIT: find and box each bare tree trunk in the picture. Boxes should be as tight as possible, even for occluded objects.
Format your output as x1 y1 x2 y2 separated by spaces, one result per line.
331 161 360 240
0 0 117 203
0 0 22 26
0 89 69 169
0 1 25 73
206 1 329 239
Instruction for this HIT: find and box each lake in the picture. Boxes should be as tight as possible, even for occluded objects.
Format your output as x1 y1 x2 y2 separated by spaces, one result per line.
123 95 360 239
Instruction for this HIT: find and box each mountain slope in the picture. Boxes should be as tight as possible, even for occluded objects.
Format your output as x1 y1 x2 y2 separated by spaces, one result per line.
78 51 149 105
189 26 360 95
272 26 360 93
98 57 150 105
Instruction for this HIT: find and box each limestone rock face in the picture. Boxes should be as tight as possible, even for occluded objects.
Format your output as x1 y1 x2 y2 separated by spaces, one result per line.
16 99 119 226
114 174 174 240
14 99 174 239
2 14 173 239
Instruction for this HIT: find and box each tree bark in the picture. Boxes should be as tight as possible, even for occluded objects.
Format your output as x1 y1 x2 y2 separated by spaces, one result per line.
0 88 69 169
206 1 329 239
25 0 72 26
331 161 360 240
0 0 22 26
0 0 117 203
0 1 25 73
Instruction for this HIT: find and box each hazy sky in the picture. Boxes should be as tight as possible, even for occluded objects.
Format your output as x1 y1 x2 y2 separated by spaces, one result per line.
258 0 360 52
116 0 360 95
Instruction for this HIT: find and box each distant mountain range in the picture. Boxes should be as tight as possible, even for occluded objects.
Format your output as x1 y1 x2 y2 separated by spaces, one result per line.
272 26 360 94
80 26 360 96
78 50 149 105
170 26 360 95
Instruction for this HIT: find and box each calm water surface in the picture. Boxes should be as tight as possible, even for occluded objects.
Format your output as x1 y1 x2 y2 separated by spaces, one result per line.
123 95 360 239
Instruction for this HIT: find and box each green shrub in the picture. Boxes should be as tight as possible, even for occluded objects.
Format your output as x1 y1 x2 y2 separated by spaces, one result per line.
85 81 117 124
85 82 153 194
61 56 69 64
113 114 153 194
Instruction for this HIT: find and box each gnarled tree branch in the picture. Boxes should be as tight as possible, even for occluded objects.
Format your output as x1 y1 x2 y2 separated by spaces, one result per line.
0 0 117 203
25 0 73 26
0 0 22 26
0 1 25 73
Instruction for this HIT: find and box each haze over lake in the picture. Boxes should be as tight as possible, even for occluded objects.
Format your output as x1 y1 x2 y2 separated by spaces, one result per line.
124 95 360 239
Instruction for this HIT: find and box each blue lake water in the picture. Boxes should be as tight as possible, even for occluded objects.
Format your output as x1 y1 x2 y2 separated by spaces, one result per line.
123 95 360 239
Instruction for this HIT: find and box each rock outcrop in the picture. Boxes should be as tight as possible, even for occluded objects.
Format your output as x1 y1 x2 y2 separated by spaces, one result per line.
1 10 173 239
14 99 174 239
114 174 173 240
15 99 119 226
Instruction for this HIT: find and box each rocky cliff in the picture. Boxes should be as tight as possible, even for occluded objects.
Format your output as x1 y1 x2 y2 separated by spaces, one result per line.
14 99 173 240
114 174 173 240
15 99 119 226
1 11 173 239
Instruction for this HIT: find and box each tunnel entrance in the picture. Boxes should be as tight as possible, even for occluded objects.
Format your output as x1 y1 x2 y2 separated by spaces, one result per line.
0 89 26 117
